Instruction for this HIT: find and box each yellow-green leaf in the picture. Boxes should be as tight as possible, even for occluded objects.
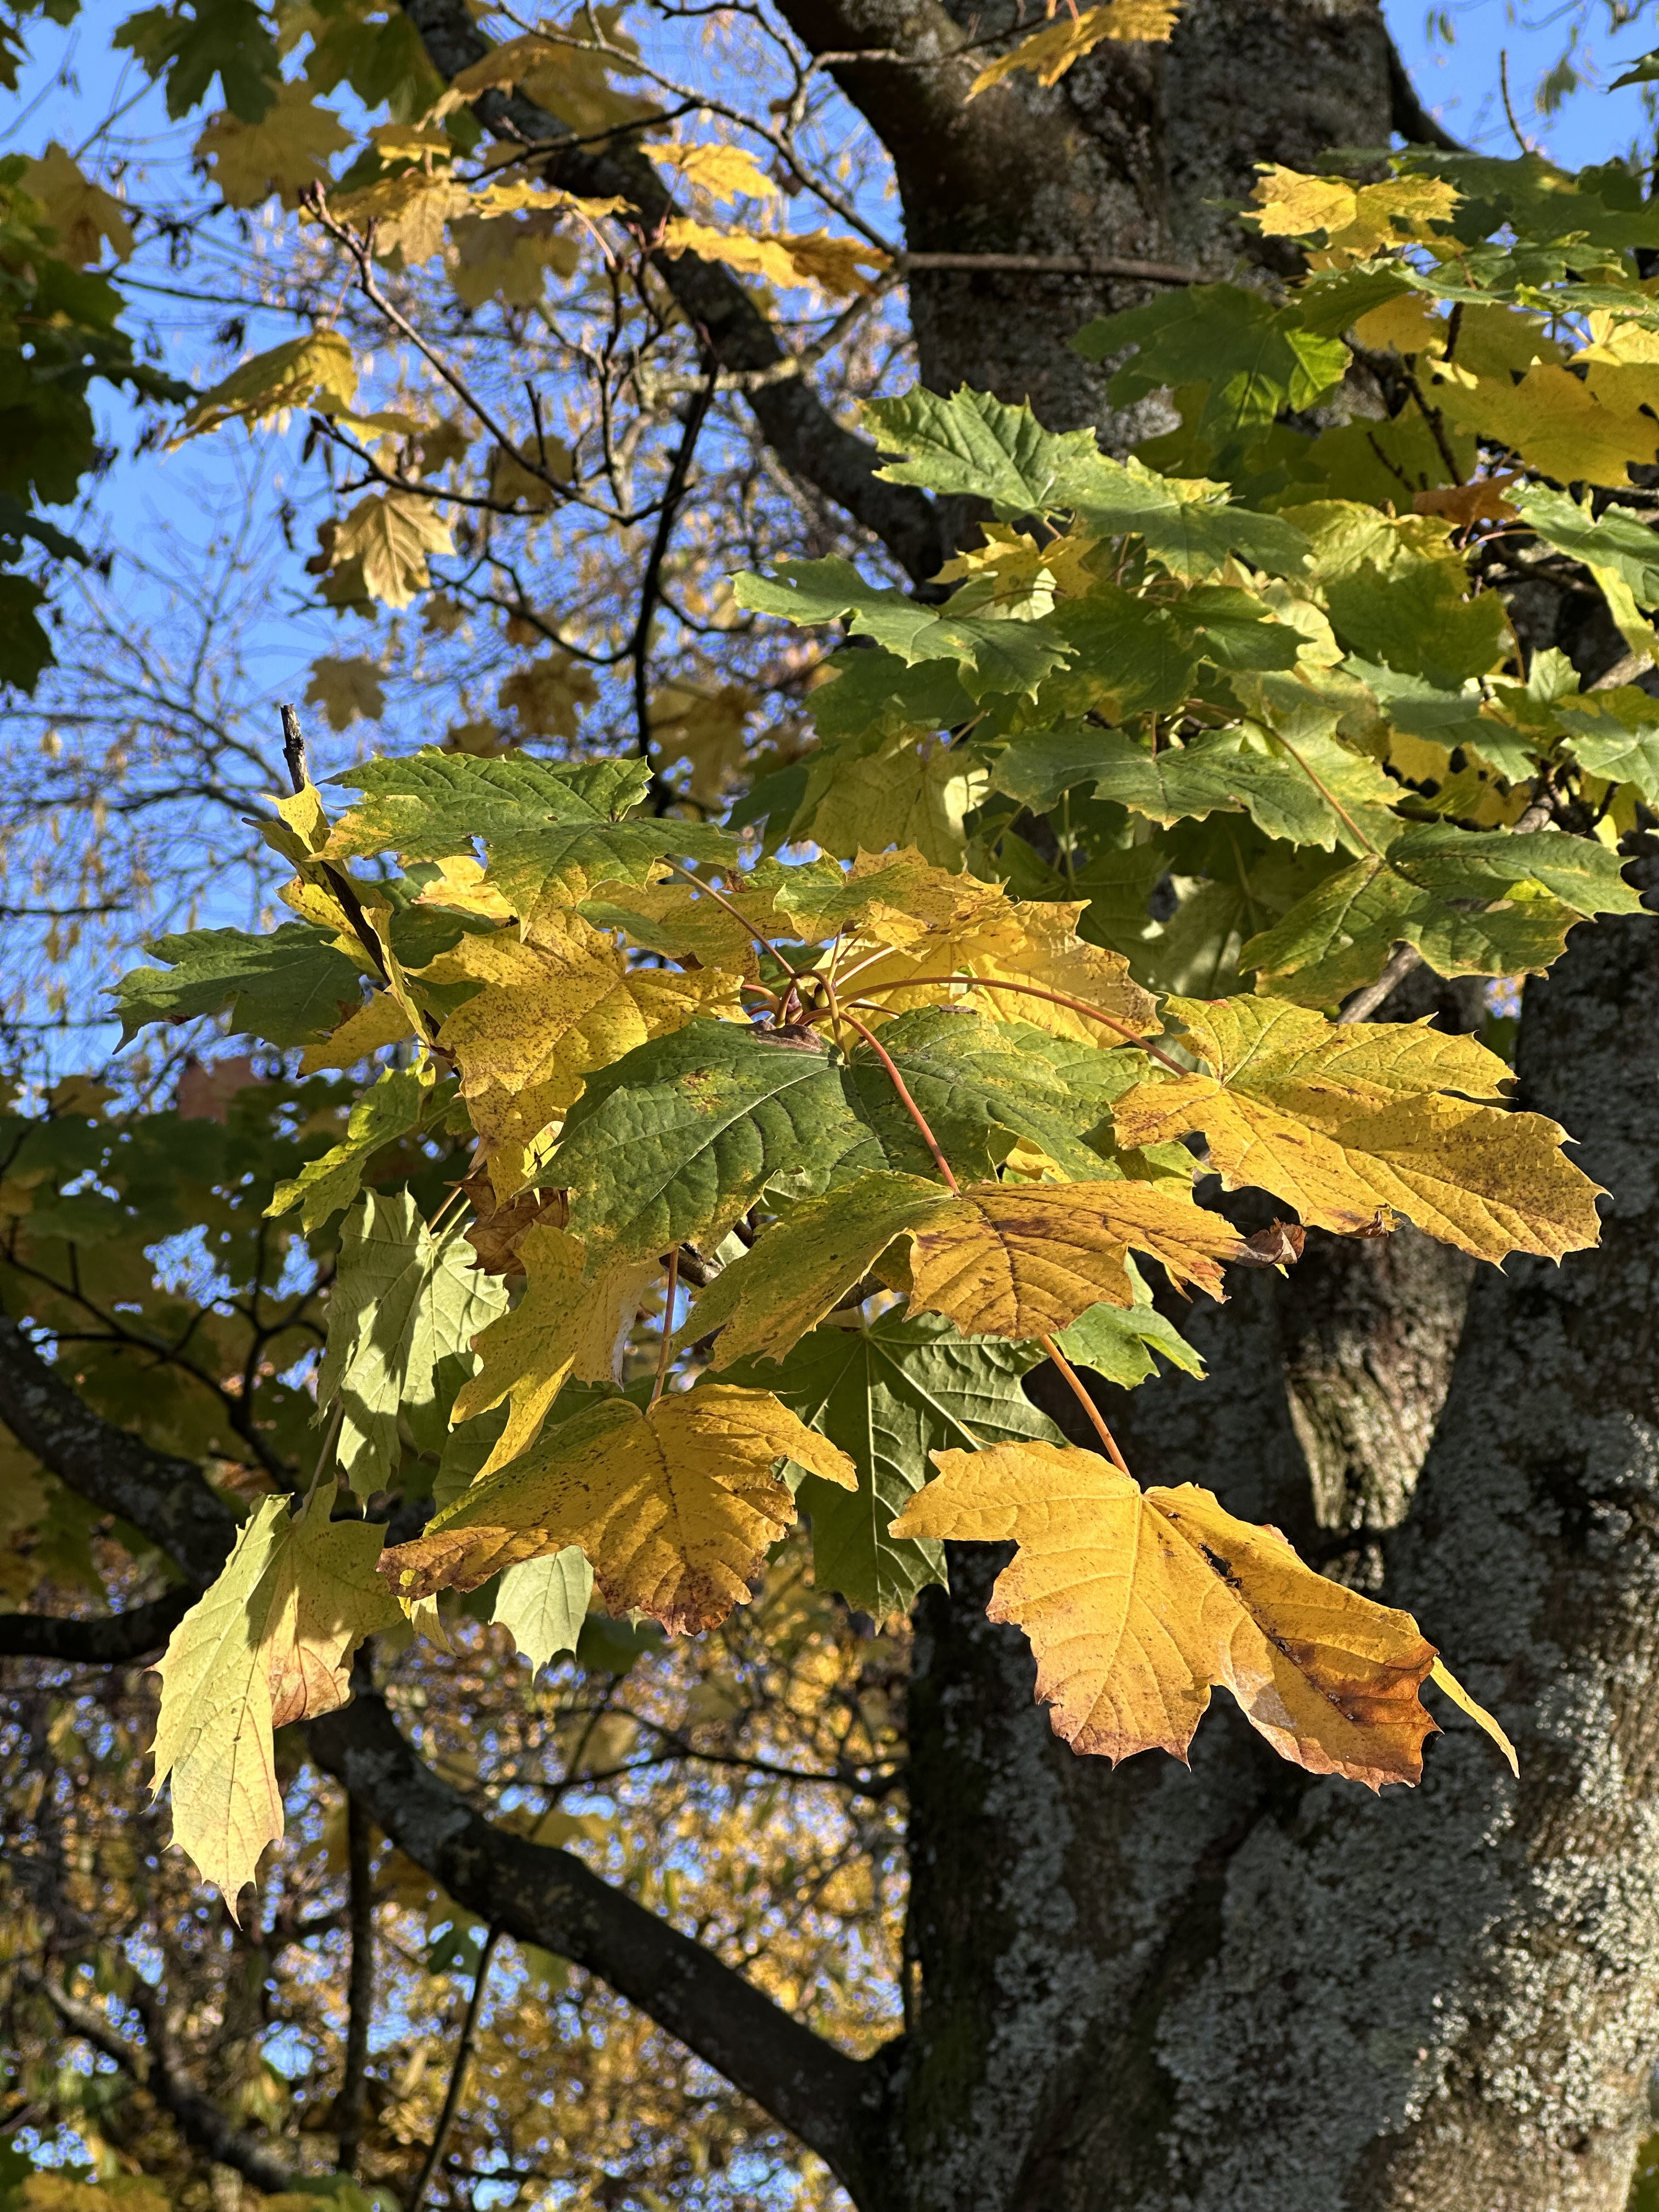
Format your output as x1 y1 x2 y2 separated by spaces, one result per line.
151 1497 398 1909
379 1385 855 1633
1111 996 1604 1263
893 1441 1441 1788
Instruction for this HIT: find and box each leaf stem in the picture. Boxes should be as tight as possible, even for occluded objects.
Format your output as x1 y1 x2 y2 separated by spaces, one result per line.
825 984 962 1195
666 860 805 985
652 1248 680 1406
832 973 1192 1075
1035 1332 1135 1476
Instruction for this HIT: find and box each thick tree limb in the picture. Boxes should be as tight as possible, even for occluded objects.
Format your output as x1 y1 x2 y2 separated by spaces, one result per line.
0 1587 194 1663
21 1973 302 2196
4 1313 887 2192
306 1689 889 2200
398 0 947 584
0 1316 238 1588
1387 35 1465 151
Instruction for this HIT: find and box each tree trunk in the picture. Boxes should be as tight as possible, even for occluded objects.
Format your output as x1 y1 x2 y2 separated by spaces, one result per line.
869 9 1659 2208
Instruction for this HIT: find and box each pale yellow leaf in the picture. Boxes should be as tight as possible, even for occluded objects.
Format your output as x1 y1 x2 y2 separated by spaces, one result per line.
150 1496 398 1909
298 989 418 1075
1111 995 1604 1263
499 650 598 738
894 1441 1443 1787
330 492 453 608
193 82 351 210
1434 359 1659 488
650 681 753 803
451 1221 659 1472
379 1385 855 1633
20 142 134 263
969 0 1180 96
650 139 778 204
329 170 471 263
658 216 888 297
175 330 357 443
427 912 743 1159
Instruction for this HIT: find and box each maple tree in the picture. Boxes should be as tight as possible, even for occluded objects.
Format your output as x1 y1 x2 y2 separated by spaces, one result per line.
6 0 1659 2208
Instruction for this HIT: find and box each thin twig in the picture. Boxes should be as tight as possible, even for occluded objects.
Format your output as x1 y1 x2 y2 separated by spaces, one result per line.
898 250 1200 283
336 1791 374 2177
652 1248 680 1406
1336 941 1421 1025
634 361 717 786
408 1926 502 2212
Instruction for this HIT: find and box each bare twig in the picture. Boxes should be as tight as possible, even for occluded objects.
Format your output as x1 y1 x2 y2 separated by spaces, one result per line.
407 1925 503 2212
336 1791 375 2177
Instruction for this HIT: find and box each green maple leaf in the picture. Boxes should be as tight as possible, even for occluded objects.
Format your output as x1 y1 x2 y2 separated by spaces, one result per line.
865 385 1112 516
112 922 365 1046
317 1190 510 1498
1059 726 1391 851
724 1311 1063 1617
849 1007 1133 1182
732 558 1071 700
1512 484 1659 607
326 749 653 856
1075 285 1350 454
549 1018 891 1259
114 0 281 120
1054 1257 1205 1387
1242 826 1638 1003
492 1548 594 1677
267 1063 437 1231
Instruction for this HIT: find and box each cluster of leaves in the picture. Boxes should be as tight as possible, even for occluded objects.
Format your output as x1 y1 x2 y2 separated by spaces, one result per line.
0 1067 899 2205
29 133 1659 1916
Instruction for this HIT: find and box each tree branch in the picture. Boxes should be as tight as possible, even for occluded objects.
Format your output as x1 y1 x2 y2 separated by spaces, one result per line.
7 1316 893 2194
0 1316 239 1588
305 1688 890 2200
20 1973 302 2196
1387 35 1465 152
397 0 947 584
0 1587 194 1663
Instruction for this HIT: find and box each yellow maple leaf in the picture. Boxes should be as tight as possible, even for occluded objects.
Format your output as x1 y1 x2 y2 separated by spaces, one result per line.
489 439 574 510
329 169 471 263
893 1441 1459 1787
832 870 1159 1043
896 1177 1244 1335
20 142 134 264
450 1221 659 1472
442 17 661 138
1249 166 1460 262
1434 359 1659 487
150 1496 398 1908
330 492 453 608
427 913 744 1160
657 216 888 297
414 856 516 923
1111 996 1604 1263
499 650 599 738
193 82 352 210
449 208 581 306
650 681 753 804
303 653 385 731
378 1385 855 1633
650 139 778 204
969 0 1180 98
175 330 358 442
800 730 989 866
298 989 417 1075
